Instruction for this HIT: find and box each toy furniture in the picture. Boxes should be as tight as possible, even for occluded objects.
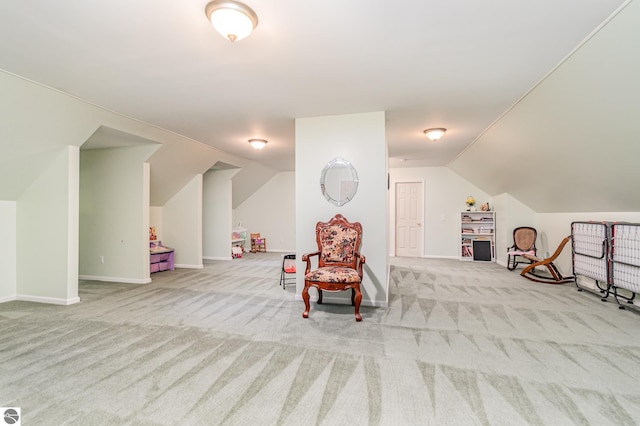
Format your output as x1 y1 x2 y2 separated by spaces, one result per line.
150 241 174 273
250 233 267 252
232 227 247 253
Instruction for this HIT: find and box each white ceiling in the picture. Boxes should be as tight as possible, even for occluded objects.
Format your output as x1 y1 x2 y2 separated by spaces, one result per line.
0 0 627 172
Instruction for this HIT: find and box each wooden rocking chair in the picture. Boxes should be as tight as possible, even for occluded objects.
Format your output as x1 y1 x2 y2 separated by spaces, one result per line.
520 236 575 284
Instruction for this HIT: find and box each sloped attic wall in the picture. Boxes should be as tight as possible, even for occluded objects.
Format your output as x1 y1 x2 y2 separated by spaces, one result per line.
449 1 640 213
0 70 250 207
231 162 278 209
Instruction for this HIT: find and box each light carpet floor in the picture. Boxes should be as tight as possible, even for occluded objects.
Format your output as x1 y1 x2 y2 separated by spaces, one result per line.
1 254 640 425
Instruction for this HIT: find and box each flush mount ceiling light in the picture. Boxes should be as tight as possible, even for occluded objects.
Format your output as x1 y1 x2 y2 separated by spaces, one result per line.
249 139 268 149
423 128 447 141
205 0 258 42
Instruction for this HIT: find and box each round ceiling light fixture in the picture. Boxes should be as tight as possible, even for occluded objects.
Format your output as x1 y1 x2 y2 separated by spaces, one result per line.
249 139 268 150
205 0 258 42
423 128 447 141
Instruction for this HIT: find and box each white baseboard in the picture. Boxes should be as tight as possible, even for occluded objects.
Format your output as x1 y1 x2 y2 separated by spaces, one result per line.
0 295 17 303
175 264 203 269
203 256 232 261
422 255 459 260
16 295 80 305
79 275 152 284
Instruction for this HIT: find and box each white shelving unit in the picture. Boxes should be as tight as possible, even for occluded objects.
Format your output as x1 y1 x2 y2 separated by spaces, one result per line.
460 211 495 262
232 226 247 252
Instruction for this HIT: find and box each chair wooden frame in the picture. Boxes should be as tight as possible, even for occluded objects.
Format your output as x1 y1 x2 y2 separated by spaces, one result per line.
520 236 575 284
301 214 366 321
250 233 266 253
507 226 537 270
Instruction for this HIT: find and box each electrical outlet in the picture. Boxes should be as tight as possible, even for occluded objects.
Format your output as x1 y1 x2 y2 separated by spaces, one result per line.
100 255 104 264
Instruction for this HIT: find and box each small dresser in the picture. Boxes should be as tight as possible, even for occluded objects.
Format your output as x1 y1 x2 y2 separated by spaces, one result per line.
150 241 175 273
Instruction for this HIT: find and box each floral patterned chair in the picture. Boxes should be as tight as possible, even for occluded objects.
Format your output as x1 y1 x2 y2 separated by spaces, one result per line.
302 214 366 321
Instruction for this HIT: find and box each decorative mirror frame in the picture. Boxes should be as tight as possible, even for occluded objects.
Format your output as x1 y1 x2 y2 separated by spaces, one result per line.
320 157 359 206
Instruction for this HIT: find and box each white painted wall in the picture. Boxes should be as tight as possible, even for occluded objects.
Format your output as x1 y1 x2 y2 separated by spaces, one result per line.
67 146 80 300
231 162 278 209
233 171 296 253
17 146 79 304
2 69 245 304
203 169 238 260
449 1 640 214
492 193 538 267
163 174 203 269
296 112 388 307
389 167 491 258
1 70 245 207
0 201 17 301
79 145 158 283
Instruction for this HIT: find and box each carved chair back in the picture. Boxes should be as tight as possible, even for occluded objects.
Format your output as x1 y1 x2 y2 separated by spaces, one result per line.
315 214 362 270
513 227 537 252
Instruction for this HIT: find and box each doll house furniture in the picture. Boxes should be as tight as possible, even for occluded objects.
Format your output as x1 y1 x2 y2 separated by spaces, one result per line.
250 233 267 252
301 214 366 321
232 226 247 254
150 241 174 273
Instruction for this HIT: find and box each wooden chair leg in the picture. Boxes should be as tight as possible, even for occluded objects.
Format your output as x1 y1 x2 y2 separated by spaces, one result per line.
353 284 362 322
302 284 311 318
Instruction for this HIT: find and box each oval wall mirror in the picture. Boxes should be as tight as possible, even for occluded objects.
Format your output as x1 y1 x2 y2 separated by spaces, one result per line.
320 157 359 206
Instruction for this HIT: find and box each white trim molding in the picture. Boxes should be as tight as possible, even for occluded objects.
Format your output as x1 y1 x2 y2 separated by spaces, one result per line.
17 295 80 305
175 264 204 269
203 256 232 261
0 295 17 304
79 275 152 284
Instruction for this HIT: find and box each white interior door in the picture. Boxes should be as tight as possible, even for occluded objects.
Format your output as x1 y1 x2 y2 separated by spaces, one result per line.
395 181 424 257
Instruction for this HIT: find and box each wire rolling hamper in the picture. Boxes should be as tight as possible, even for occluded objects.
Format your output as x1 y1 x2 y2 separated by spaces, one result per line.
571 221 611 301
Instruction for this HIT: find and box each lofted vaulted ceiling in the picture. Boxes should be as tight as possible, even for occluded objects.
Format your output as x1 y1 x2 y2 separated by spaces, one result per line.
0 0 627 174
450 0 640 212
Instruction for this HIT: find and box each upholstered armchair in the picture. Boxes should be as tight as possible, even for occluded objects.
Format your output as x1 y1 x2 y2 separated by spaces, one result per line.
301 214 366 321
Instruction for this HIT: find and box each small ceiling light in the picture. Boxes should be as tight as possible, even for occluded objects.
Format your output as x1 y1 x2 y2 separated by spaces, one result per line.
423 128 447 141
205 0 258 42
249 139 268 150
